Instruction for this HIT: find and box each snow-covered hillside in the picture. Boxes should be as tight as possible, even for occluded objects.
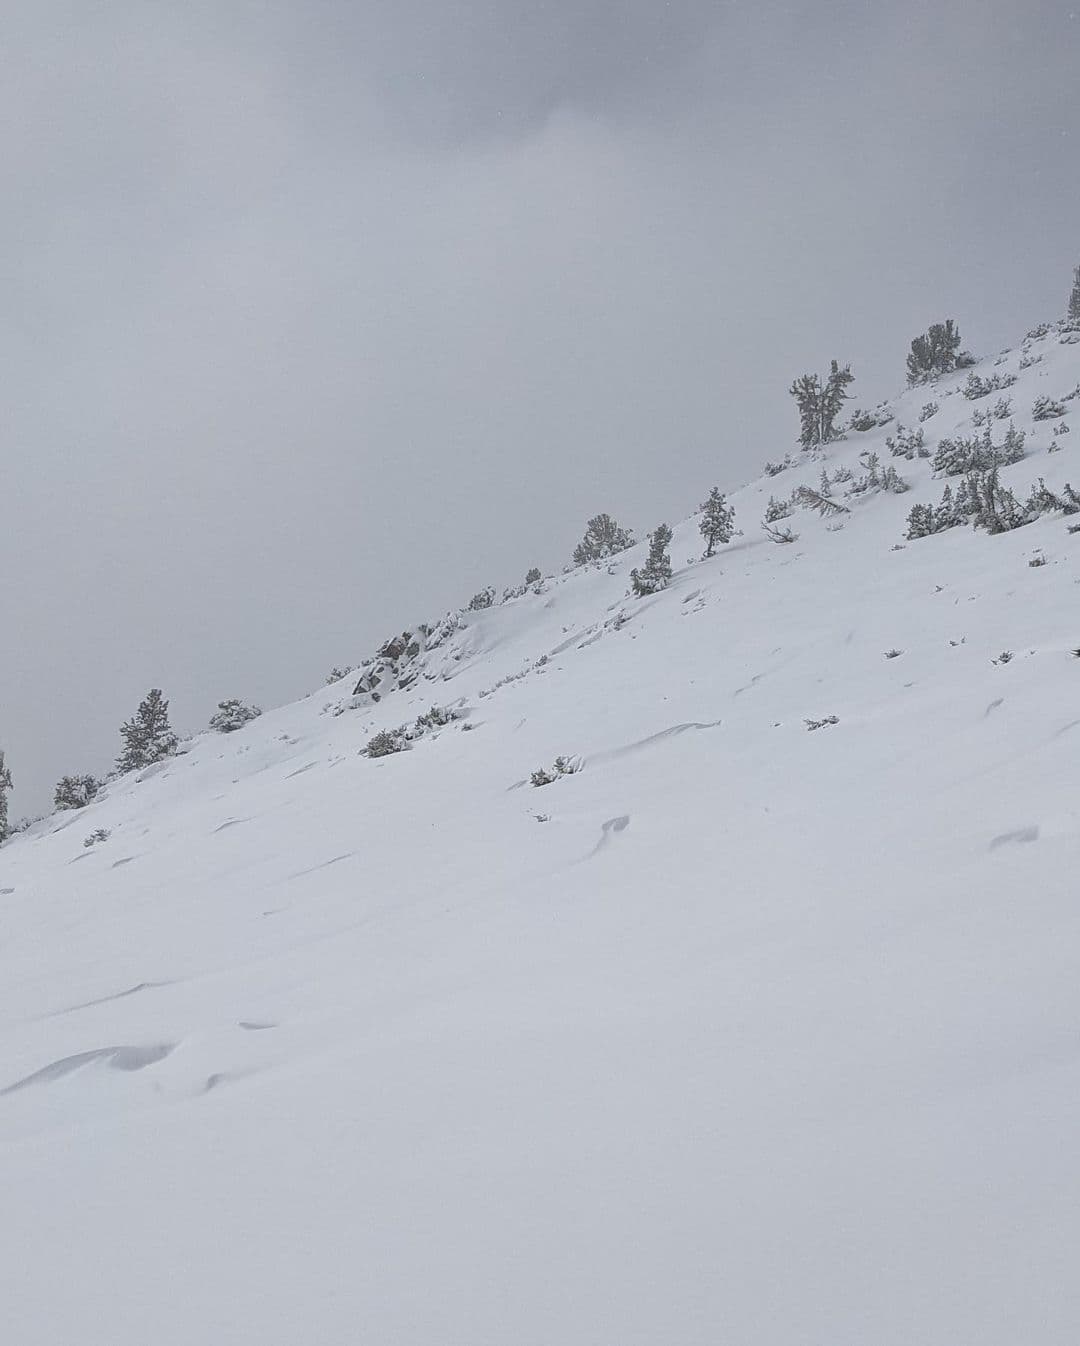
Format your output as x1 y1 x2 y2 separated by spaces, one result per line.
2 323 1079 1344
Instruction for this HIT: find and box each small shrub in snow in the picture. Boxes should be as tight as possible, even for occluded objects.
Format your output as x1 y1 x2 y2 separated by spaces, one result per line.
698 488 736 557
848 404 893 432
325 666 354 684
365 728 409 758
764 495 793 523
209 699 261 733
1019 352 1044 370
763 456 792 477
993 651 1013 665
1032 395 1066 421
992 396 1013 420
805 715 839 731
468 587 496 611
885 424 927 459
572 513 634 566
631 524 673 595
414 704 458 731
83 828 111 847
530 755 580 787
54 774 100 811
918 401 939 422
884 649 903 659
1028 554 1048 568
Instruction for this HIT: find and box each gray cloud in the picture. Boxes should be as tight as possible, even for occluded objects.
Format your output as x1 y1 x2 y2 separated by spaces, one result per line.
2 0 1079 814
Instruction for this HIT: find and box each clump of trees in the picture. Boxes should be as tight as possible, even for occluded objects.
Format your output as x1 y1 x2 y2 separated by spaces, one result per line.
631 524 673 596
54 774 100 811
467 587 495 611
963 370 1015 400
1032 395 1066 421
524 567 542 585
906 472 1080 540
572 513 634 566
698 488 736 557
906 320 973 384
209 699 262 733
789 360 854 449
116 689 178 772
932 423 1025 476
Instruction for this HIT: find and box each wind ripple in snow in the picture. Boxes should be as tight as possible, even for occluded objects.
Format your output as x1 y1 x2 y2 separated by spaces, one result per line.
585 815 631 859
1 1043 176 1095
989 825 1040 850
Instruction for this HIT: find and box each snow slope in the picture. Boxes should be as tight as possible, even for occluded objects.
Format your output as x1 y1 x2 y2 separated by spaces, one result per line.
2 323 1079 1344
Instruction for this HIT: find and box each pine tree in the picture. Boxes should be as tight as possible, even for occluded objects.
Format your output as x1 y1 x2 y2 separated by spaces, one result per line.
54 774 100 811
0 750 12 843
906 320 964 384
572 513 634 566
764 495 793 523
820 361 854 440
116 689 178 772
630 524 673 596
789 362 853 448
525 567 542 585
1068 264 1080 323
698 488 735 557
789 373 822 450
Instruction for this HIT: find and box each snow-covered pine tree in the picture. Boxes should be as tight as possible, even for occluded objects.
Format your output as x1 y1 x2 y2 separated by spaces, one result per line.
698 488 735 557
630 524 673 596
789 373 821 450
0 749 12 843
789 362 854 449
906 320 964 384
525 567 542 585
1068 264 1080 323
572 514 634 566
116 689 178 773
54 774 100 811
905 503 934 540
820 361 854 441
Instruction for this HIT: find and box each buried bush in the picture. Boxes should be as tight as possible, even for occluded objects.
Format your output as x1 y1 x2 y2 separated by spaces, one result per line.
530 755 580 787
209 699 262 733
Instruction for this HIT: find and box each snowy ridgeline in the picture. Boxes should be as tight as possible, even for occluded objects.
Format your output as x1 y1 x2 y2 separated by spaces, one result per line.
1 320 1079 1344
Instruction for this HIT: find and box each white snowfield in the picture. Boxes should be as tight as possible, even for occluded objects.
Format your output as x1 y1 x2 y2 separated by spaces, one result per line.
2 325 1079 1344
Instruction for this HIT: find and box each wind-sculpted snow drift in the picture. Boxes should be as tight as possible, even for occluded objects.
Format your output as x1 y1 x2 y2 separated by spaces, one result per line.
1 322 1079 1344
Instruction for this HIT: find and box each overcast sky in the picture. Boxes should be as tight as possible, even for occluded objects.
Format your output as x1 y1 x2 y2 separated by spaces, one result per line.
2 0 1078 815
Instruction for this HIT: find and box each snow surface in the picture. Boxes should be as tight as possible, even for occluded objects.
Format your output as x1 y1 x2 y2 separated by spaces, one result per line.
2 325 1079 1344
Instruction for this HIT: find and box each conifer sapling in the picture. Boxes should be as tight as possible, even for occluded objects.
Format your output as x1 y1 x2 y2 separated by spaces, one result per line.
698 488 735 557
630 524 673 596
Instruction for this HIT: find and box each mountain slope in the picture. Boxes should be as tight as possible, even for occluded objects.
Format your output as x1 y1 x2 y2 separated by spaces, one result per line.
2 323 1079 1344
